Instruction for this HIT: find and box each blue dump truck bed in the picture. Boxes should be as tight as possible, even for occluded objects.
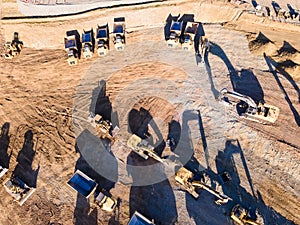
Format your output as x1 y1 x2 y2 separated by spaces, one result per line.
67 170 97 198
64 38 76 49
128 211 154 225
82 32 92 43
170 21 182 31
96 29 107 39
113 25 124 34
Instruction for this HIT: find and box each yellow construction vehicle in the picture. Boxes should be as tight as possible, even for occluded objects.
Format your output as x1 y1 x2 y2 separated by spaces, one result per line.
199 35 210 59
175 167 231 204
230 204 261 225
96 23 109 56
2 32 23 59
127 134 163 163
64 31 79 65
113 17 126 51
182 22 199 51
89 114 119 143
219 88 280 124
82 29 95 59
167 20 182 48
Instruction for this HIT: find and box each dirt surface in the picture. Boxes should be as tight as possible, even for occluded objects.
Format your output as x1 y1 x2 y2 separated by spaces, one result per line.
0 0 299 225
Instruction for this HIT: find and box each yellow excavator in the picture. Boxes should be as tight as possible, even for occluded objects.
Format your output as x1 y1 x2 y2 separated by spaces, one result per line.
127 134 163 163
231 204 261 225
89 114 119 143
175 167 231 204
2 32 23 59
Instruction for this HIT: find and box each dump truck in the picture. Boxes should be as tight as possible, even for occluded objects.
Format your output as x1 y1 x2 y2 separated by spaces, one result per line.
95 190 117 212
96 23 110 56
82 29 95 59
219 88 280 124
182 22 199 51
4 176 36 206
2 32 23 59
88 113 119 143
231 204 261 225
127 134 163 163
64 32 79 65
167 20 182 48
175 167 231 204
113 17 126 51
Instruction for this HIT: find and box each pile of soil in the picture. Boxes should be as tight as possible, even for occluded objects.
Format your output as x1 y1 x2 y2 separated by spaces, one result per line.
248 32 277 55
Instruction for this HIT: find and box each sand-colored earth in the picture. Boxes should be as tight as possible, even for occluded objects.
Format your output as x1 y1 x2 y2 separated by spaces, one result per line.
0 0 300 224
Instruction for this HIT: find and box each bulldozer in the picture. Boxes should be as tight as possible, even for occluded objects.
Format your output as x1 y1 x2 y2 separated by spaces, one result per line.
82 29 95 59
167 20 182 48
182 22 199 51
219 88 280 124
230 204 261 225
175 167 231 204
127 134 163 163
89 113 119 143
96 23 109 56
64 31 79 65
2 32 23 59
113 17 126 51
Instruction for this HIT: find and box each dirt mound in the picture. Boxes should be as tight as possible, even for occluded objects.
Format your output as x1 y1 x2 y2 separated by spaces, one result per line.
276 59 300 80
277 41 299 57
248 32 277 55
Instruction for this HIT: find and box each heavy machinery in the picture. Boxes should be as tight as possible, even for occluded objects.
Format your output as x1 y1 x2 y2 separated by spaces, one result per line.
3 176 36 206
167 20 182 48
113 17 126 51
88 113 119 143
64 32 79 65
219 88 280 124
182 22 199 51
198 35 210 59
82 29 95 59
127 134 163 163
230 204 261 225
96 23 110 56
2 32 23 59
95 190 117 212
175 167 231 205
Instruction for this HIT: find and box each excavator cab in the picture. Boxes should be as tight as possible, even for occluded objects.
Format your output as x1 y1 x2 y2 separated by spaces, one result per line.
230 204 261 225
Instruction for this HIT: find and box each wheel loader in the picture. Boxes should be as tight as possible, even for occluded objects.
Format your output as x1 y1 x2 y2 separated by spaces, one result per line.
127 134 163 163
167 20 182 48
96 23 109 56
182 22 199 51
230 204 261 225
2 32 23 59
88 113 119 144
175 167 231 204
64 32 79 65
113 17 126 51
82 29 95 59
219 88 280 124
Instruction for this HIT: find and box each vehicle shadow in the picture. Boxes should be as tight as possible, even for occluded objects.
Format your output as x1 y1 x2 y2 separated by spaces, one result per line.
0 122 12 169
13 130 40 188
264 53 300 126
209 42 264 103
203 49 220 99
128 107 165 157
231 68 265 104
215 139 296 225
90 79 112 122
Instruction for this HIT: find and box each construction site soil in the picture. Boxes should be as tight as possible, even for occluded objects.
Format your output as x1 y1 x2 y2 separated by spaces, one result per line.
0 0 299 224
